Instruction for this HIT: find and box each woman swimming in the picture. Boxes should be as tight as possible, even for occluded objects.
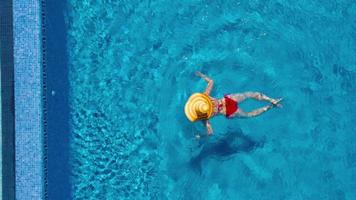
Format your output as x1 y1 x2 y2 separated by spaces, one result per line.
184 71 282 136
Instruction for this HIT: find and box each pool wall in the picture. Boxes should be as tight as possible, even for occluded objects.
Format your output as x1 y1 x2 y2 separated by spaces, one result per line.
0 0 15 199
13 0 45 199
45 0 71 199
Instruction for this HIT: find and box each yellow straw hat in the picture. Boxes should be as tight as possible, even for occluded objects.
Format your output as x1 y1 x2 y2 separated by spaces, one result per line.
184 93 213 122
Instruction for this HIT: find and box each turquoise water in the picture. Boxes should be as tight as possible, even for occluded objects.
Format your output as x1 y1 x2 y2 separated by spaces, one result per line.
66 0 356 199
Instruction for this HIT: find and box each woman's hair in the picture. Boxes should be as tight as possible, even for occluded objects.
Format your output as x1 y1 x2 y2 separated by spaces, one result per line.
196 110 208 120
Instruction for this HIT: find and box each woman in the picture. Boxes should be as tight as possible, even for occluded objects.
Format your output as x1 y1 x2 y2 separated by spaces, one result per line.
184 71 282 136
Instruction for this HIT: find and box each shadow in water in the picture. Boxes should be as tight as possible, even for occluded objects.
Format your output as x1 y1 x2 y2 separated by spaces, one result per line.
190 128 264 173
46 0 71 199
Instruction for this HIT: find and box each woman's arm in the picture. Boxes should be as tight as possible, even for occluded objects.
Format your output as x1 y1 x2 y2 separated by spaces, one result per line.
205 120 213 135
195 71 214 95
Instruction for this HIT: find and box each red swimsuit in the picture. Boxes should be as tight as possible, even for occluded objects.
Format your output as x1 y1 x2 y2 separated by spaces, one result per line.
217 95 239 118
224 95 238 117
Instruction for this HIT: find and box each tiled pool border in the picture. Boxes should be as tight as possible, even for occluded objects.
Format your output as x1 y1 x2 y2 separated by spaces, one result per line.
12 0 46 199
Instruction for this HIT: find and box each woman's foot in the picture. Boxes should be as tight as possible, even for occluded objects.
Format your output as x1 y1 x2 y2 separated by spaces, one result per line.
264 104 273 111
271 98 283 108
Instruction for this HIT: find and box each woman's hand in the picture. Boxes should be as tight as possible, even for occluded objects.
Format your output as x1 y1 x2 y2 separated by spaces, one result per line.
195 71 211 82
195 71 205 77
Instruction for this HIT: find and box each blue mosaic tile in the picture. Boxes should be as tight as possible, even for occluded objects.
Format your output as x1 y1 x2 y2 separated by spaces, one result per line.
13 0 43 199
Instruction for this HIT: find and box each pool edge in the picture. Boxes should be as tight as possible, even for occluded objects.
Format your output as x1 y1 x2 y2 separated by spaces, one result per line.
13 0 45 199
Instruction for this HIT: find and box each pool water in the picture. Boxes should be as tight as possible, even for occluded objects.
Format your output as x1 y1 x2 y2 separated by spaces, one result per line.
65 0 356 199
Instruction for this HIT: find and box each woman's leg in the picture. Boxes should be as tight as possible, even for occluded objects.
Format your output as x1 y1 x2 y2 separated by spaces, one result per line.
233 105 273 118
230 92 275 103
